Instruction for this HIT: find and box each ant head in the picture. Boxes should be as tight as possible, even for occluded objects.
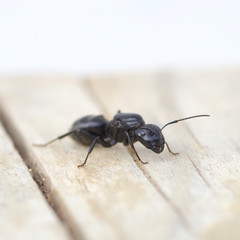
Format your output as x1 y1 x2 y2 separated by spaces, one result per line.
133 114 209 154
134 124 165 153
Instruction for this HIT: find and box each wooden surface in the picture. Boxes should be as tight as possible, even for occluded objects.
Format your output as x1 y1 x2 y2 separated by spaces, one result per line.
0 70 240 240
0 111 69 240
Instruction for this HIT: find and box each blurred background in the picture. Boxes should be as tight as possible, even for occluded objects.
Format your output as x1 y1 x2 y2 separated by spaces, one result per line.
0 0 240 75
1 2 240 240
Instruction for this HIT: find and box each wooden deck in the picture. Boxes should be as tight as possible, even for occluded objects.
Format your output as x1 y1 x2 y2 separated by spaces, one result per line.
0 69 240 240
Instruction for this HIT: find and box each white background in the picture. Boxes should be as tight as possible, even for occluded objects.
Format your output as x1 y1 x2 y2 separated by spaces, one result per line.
0 0 240 74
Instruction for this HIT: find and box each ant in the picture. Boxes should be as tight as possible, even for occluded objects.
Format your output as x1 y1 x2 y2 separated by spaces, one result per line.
34 111 209 167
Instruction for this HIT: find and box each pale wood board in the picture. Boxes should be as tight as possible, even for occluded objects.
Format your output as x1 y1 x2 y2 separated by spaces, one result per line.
0 119 70 240
0 70 239 240
0 76 189 240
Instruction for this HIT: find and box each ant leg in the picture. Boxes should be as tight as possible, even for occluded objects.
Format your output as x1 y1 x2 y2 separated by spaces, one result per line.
76 130 115 167
33 130 76 147
124 131 148 164
78 136 100 167
165 142 179 155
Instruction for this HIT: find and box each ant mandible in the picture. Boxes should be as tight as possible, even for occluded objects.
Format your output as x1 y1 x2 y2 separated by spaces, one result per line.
34 111 209 167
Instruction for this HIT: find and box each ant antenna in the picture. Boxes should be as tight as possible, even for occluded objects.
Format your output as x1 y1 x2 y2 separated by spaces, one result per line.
161 114 210 131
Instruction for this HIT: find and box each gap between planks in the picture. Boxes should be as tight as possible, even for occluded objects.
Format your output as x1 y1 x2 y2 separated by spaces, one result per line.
0 100 85 240
127 147 191 229
178 123 211 188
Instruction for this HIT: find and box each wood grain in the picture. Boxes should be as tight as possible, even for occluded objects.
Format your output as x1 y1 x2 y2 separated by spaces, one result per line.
88 69 240 239
0 118 70 240
0 76 189 240
0 69 240 240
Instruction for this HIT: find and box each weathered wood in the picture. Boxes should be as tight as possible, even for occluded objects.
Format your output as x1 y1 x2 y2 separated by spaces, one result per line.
1 69 239 240
0 121 70 240
88 69 240 239
0 76 190 240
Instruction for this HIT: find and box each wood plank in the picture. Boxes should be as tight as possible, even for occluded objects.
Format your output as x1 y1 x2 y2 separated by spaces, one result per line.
0 76 191 240
0 121 70 240
88 69 240 239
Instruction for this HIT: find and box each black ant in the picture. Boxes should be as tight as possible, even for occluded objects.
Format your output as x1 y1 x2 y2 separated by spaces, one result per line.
34 111 209 167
